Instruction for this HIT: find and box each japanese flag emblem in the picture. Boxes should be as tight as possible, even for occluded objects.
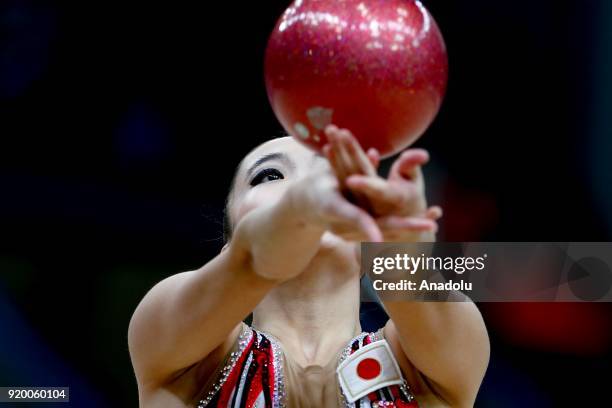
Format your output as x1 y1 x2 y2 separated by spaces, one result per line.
337 339 404 403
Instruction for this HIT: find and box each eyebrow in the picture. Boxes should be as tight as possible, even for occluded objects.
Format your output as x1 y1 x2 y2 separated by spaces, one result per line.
246 152 293 179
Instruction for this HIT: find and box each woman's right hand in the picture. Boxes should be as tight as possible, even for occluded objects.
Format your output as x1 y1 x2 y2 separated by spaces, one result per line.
287 156 384 243
237 141 386 282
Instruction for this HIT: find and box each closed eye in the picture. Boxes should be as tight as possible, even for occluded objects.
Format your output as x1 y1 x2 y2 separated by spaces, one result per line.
249 168 284 186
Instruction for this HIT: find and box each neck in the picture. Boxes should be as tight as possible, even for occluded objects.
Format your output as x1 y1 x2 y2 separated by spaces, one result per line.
252 240 362 367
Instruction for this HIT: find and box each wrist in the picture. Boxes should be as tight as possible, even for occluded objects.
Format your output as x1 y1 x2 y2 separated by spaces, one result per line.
286 178 327 230
233 184 327 282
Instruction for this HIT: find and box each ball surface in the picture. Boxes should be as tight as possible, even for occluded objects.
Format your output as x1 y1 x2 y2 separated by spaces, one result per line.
265 0 448 157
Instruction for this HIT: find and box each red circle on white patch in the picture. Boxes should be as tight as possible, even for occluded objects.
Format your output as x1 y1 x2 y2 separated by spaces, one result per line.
356 357 381 380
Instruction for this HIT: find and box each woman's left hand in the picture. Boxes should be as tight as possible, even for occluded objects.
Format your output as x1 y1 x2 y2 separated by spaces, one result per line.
322 125 441 242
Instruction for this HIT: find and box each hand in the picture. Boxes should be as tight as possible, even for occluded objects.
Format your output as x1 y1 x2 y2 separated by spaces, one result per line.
322 125 441 242
288 157 384 242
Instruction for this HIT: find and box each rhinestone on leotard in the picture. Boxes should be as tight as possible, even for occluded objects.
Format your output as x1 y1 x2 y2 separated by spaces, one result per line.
198 325 253 408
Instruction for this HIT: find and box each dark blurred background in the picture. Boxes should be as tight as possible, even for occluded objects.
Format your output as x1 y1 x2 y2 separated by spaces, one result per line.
1 0 611 406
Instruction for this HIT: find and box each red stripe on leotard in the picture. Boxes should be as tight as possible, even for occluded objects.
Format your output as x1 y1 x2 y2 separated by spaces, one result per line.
216 334 255 407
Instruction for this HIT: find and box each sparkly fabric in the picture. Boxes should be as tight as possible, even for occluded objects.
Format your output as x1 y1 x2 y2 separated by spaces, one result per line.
198 325 417 408
198 324 283 408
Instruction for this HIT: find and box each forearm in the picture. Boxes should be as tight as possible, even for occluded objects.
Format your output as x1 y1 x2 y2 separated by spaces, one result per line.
376 235 488 405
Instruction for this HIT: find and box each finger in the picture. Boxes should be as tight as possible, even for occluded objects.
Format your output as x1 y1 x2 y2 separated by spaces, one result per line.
366 148 380 169
340 129 377 176
330 131 373 209
326 138 353 187
335 129 360 176
346 175 413 207
322 143 332 157
323 142 347 182
324 124 341 144
377 215 438 233
324 124 339 142
328 128 354 182
346 174 387 193
325 145 375 211
389 149 429 181
346 175 393 200
426 205 443 220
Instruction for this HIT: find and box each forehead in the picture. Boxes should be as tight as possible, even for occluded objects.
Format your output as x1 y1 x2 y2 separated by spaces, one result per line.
239 136 314 175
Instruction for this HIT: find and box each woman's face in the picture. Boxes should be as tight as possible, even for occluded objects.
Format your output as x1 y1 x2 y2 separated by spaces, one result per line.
228 136 327 231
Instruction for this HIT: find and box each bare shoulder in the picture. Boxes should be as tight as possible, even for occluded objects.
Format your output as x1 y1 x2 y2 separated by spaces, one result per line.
132 289 243 406
128 271 193 365
129 271 192 329
128 270 243 400
137 324 242 408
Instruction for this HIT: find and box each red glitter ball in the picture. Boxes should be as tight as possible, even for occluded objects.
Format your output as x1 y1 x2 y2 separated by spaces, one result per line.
356 357 381 380
265 0 448 157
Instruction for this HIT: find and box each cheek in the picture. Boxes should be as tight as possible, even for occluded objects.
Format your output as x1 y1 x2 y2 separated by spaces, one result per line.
233 182 289 225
